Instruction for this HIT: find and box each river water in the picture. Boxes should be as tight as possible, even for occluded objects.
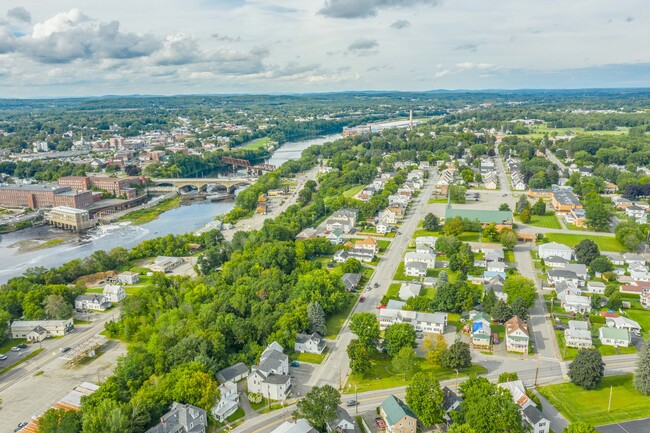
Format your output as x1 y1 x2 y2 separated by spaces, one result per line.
0 133 340 283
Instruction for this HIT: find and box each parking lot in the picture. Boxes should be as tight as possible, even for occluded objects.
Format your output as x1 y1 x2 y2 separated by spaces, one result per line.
289 363 316 398
0 342 39 370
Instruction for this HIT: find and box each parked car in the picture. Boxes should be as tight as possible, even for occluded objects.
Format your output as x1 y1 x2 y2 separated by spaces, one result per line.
17 344 27 349
374 282 379 288
0 354 7 361
290 361 300 367
14 422 28 432
10 347 20 352
346 400 358 407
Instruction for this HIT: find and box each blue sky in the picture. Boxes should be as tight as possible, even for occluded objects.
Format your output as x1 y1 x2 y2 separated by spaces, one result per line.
0 0 648 97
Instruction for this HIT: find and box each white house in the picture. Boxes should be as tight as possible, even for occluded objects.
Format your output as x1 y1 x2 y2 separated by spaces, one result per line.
606 316 641 333
586 281 606 295
326 408 355 433
398 282 422 300
247 342 291 401
10 319 73 341
379 305 447 334
548 270 584 287
212 380 239 422
545 256 568 268
624 253 646 267
499 381 550 433
487 261 506 273
271 419 317 433
117 271 139 285
505 316 529 354
216 362 250 384
538 242 573 260
471 312 492 347
404 251 437 269
415 236 437 251
294 333 326 354
561 295 591 314
563 264 589 281
602 252 625 266
599 327 631 347
564 321 592 348
102 284 126 303
404 262 427 278
75 294 112 311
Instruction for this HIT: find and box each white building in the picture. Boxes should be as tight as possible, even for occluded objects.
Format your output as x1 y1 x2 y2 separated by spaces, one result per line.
379 305 447 334
398 282 422 300
561 294 591 314
117 271 140 285
538 242 573 260
247 342 291 401
564 321 592 348
75 294 112 311
404 262 427 278
404 251 437 269
102 284 126 303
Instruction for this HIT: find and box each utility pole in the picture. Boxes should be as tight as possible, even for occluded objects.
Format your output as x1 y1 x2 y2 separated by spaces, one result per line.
455 369 459 392
534 356 540 387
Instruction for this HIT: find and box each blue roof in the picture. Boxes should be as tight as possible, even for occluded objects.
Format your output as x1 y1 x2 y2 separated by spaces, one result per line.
472 322 483 333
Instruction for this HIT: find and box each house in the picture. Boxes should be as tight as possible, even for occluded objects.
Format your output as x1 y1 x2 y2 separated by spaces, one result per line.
380 395 418 433
10 319 73 341
485 248 505 263
404 251 437 269
623 253 646 267
629 265 650 282
599 327 631 347
545 256 568 268
102 284 126 303
212 380 239 422
472 312 492 348
538 242 573 260
294 333 326 354
563 264 589 281
442 386 462 423
151 256 183 273
484 275 507 301
505 316 529 354
586 281 606 295
296 227 319 240
564 321 593 348
355 237 379 254
326 209 359 233
145 402 207 433
522 405 551 433
625 205 647 222
342 273 362 291
117 271 140 285
547 270 583 287
602 252 625 266
326 407 355 433
498 380 535 410
399 282 422 300
75 294 112 311
606 316 641 333
376 220 392 235
405 262 427 278
247 342 291 401
415 236 437 251
271 419 318 433
348 248 375 263
26 326 49 343
555 281 583 302
561 295 591 314
487 261 506 273
326 230 344 245
216 362 250 384
379 304 447 334
499 381 550 433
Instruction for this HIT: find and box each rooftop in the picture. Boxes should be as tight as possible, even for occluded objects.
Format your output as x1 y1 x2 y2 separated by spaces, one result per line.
444 208 512 224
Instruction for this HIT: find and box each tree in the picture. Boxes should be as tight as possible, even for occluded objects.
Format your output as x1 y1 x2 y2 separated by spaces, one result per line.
391 347 420 379
307 301 326 335
564 422 598 433
341 258 362 274
441 341 471 370
384 323 417 356
503 276 537 308
498 372 519 383
585 201 612 231
448 424 477 433
349 312 380 349
81 399 131 433
511 296 529 321
589 256 612 274
459 376 524 433
43 294 73 320
443 217 464 236
516 195 529 214
482 223 499 242
575 240 600 265
347 339 371 376
437 270 449 284
634 337 650 395
519 207 531 223
532 198 546 216
449 243 474 274
423 333 448 365
492 300 513 323
499 203 511 211
568 349 604 390
482 288 497 314
449 185 467 204
500 228 518 249
293 385 341 430
436 236 462 256
423 213 440 231
405 372 445 426
38 408 81 433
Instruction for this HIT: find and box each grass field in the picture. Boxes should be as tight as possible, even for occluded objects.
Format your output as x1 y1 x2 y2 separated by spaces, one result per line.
377 239 391 252
428 197 448 204
118 196 181 225
239 137 272 150
504 250 515 263
538 374 650 426
0 338 27 354
412 229 480 242
516 212 562 229
544 233 624 252
343 185 364 198
345 352 487 393
290 348 327 364
325 294 357 339
393 262 410 281
624 309 650 338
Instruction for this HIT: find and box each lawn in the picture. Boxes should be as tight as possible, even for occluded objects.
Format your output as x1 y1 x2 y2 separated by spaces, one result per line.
393 262 410 281
290 348 327 364
345 353 487 393
421 287 436 299
325 294 357 339
504 250 515 263
385 283 401 301
544 233 624 252
226 407 245 423
516 212 562 229
239 136 273 150
343 185 365 198
624 309 650 338
428 197 449 204
538 374 650 426
377 240 391 252
412 229 480 243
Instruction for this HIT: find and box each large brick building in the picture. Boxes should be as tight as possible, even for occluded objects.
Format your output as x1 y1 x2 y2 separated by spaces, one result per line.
0 184 93 209
57 176 144 199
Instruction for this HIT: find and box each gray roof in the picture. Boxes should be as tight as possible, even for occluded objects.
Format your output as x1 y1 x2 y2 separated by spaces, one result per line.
341 273 362 290
522 405 546 425
216 362 249 383
145 402 207 433
264 374 291 384
442 386 462 411
545 256 568 264
296 332 324 346
548 270 579 279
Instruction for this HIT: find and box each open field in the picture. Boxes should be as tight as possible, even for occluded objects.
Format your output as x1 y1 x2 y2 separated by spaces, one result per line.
239 136 273 150
543 233 625 252
625 309 650 338
325 294 357 339
290 348 327 364
538 374 650 426
516 212 562 229
343 185 365 198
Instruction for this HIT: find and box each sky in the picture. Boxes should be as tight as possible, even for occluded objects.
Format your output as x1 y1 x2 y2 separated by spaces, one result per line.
0 0 648 97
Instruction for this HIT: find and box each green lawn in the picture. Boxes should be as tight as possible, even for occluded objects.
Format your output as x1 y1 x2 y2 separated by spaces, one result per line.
117 196 182 225
343 185 365 198
345 353 487 393
538 374 650 426
428 197 449 204
412 229 479 243
421 287 436 299
624 309 650 338
504 250 515 263
377 240 391 252
325 294 357 339
385 283 401 301
0 338 27 354
393 262 410 281
516 212 562 229
290 349 327 364
544 233 624 252
226 407 245 422
239 137 273 150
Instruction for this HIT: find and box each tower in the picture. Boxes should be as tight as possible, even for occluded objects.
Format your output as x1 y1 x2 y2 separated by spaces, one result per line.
409 109 413 131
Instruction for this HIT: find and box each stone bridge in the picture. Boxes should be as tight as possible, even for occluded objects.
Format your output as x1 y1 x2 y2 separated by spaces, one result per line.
151 177 254 193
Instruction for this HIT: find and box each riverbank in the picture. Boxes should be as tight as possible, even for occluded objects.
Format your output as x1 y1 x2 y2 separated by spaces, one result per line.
116 196 182 225
9 238 68 254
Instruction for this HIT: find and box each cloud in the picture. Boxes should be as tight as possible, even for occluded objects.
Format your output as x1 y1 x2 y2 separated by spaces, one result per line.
212 46 270 74
0 26 17 54
347 38 379 56
319 0 441 19
267 61 321 78
456 62 495 71
432 69 449 78
390 19 410 29
454 43 478 52
211 33 242 43
7 7 31 24
151 34 200 65
626 16 635 22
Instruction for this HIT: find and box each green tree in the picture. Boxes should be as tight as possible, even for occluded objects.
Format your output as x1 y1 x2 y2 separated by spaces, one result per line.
500 228 518 249
423 213 440 231
503 276 537 308
349 312 380 349
293 385 341 430
491 300 513 323
634 337 650 395
575 239 600 265
341 258 362 274
423 333 448 365
563 422 598 433
516 195 529 214
81 399 131 433
498 372 519 383
568 349 604 390
448 424 477 433
43 294 73 320
391 346 420 379
499 203 511 212
405 372 445 426
511 296 529 321
449 185 467 204
459 376 524 433
441 341 471 370
443 217 464 236
347 339 372 376
519 207 531 223
482 223 499 242
585 201 612 231
589 256 612 274
307 301 327 335
532 198 546 216
384 323 417 356
482 288 497 315
37 408 81 433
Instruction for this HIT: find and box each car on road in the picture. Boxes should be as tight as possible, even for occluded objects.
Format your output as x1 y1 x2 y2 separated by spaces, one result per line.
0 354 7 361
359 296 365 303
17 344 27 349
60 347 72 353
346 400 359 407
503 194 508 196
14 422 28 432
290 361 300 367
374 282 379 288
10 347 20 352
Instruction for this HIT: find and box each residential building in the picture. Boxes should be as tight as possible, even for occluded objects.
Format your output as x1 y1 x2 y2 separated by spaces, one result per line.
565 321 593 348
333 250 349 263
606 316 641 333
341 273 362 291
561 295 591 314
404 251 437 269
563 264 589 281
216 362 249 384
326 407 355 433
565 208 586 227
325 209 359 233
296 228 319 240
602 252 625 267
545 256 568 268
599 327 631 347
0 184 93 210
484 275 507 301
538 242 573 260
642 289 650 309
485 248 505 263
505 316 529 354
212 380 239 422
379 304 447 334
145 402 207 433
487 261 506 273
415 236 437 251
555 281 583 302
499 381 550 433
355 237 379 254
102 284 126 303
625 205 647 223
376 219 392 234
442 386 462 423
551 190 583 214
380 395 418 433
151 256 184 273
472 312 492 348
398 282 421 300
10 319 73 341
547 270 583 288
348 248 374 263
117 271 140 285
247 342 291 400
294 333 326 354
586 281 606 295
75 294 112 311
404 262 427 278
624 253 646 267
272 419 317 433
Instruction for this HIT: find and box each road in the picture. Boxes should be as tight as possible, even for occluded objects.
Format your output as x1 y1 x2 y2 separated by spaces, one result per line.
494 150 513 195
305 171 439 391
546 149 567 172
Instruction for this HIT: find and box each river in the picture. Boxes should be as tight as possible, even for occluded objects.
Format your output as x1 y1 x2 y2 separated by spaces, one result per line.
0 133 340 283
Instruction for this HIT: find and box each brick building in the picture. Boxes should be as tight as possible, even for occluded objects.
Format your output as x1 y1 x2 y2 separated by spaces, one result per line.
0 184 93 209
57 176 144 198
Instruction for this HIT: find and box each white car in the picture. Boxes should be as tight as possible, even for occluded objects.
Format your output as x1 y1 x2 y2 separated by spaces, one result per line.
0 354 8 361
